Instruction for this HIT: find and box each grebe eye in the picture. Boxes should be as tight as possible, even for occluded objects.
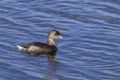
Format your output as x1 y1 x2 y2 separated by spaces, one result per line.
56 31 60 35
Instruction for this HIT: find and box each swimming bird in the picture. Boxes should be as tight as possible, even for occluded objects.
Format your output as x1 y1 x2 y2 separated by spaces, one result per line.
17 30 63 55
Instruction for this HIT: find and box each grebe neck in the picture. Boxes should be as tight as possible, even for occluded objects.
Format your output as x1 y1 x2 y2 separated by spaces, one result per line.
47 38 56 46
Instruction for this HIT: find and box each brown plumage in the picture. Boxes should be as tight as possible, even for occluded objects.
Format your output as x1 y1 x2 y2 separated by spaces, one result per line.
17 30 62 55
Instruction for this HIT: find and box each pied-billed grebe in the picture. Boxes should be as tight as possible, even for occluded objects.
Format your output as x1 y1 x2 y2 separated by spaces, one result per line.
17 30 63 54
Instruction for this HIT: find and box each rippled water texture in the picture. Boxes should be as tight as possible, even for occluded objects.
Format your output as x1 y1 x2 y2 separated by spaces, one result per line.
0 0 120 80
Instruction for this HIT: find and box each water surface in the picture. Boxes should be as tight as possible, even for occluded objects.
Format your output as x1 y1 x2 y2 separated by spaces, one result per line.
0 0 120 80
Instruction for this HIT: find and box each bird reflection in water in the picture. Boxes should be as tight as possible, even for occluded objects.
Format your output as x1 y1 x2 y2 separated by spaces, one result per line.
24 52 59 80
43 53 59 80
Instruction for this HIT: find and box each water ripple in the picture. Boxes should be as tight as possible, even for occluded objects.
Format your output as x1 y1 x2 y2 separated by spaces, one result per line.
0 0 120 80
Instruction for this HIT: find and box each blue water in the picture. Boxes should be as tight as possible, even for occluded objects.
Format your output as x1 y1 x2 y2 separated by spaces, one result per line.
0 0 120 80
